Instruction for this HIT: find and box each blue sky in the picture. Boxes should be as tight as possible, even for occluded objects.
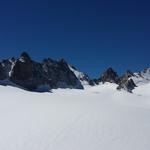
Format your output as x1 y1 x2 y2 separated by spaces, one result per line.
0 0 149 77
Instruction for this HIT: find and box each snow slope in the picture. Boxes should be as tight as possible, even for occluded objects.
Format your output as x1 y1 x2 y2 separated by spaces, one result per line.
132 68 150 85
0 83 150 150
68 65 91 87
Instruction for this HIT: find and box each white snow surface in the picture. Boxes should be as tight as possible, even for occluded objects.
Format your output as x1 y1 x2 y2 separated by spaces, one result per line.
0 83 150 150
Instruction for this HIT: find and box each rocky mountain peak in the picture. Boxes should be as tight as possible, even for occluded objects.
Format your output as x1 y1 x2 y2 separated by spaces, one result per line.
20 52 31 62
59 58 66 63
43 58 54 65
99 67 120 84
116 70 137 92
0 52 83 91
106 67 115 72
117 78 137 93
125 70 135 78
0 52 148 93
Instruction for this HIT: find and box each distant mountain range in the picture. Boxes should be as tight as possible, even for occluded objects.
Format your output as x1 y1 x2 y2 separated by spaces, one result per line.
0 52 149 92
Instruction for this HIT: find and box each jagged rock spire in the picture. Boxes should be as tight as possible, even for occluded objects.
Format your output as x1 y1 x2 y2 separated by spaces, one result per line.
99 67 120 84
125 70 135 78
0 52 146 93
20 51 31 62
7 52 83 91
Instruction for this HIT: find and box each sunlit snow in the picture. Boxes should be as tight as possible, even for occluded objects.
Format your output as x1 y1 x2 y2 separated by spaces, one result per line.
0 83 150 150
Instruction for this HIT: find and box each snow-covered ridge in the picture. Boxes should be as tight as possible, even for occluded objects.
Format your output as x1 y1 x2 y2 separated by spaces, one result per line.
132 68 150 85
68 65 93 87
0 51 149 92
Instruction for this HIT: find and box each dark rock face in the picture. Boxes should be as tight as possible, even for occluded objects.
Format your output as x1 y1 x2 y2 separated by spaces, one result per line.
97 68 137 92
11 60 32 81
117 71 137 92
20 52 31 62
9 52 38 90
124 70 135 78
92 79 99 85
88 80 95 86
117 79 137 93
0 52 138 93
42 58 83 89
99 67 120 84
10 59 46 90
0 63 4 80
0 59 12 80
0 52 83 91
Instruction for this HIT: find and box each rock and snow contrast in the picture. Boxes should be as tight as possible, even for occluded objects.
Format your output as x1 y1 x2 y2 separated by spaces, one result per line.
1 52 149 92
131 68 150 85
0 52 83 91
68 65 95 87
0 52 150 150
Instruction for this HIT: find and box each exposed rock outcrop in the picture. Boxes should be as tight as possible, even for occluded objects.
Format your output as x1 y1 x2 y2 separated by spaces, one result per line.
97 68 137 92
117 79 136 93
0 52 146 93
98 67 120 84
117 71 137 93
0 52 83 91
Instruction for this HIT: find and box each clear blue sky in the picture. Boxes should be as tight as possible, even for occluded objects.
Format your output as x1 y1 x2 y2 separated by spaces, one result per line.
0 0 149 77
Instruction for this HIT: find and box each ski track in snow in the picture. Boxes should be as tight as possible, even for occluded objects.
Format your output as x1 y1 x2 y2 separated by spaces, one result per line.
0 83 150 150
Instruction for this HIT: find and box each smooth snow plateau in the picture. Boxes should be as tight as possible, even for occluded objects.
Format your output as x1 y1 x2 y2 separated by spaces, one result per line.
0 83 150 150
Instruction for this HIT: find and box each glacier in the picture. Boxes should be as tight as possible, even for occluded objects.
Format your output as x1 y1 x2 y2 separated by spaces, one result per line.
0 82 150 150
